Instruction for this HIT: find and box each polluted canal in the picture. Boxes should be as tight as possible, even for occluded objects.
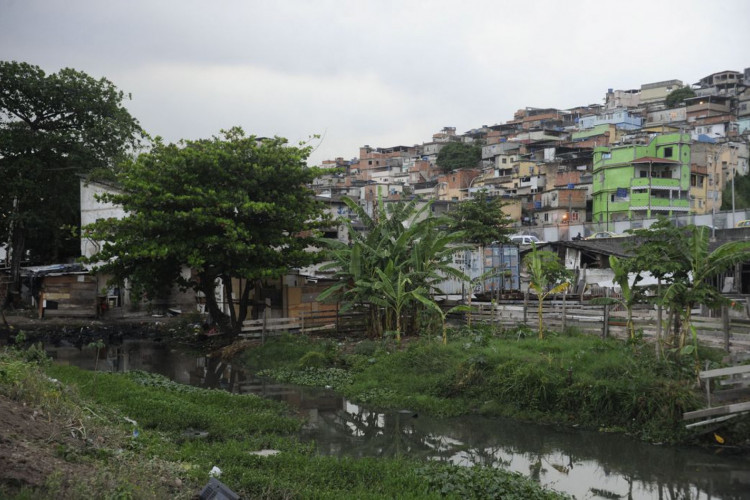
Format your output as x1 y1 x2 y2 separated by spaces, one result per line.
46 338 750 500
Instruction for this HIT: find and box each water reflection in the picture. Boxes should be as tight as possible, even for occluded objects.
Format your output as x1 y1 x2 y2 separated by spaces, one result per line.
47 340 750 500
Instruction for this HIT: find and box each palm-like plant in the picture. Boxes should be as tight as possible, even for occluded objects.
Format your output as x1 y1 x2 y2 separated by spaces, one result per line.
318 195 469 340
524 243 571 340
666 226 750 351
591 255 642 340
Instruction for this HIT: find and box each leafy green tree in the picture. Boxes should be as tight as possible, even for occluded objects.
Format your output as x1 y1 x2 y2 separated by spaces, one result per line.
523 244 571 339
721 173 750 211
628 220 750 354
626 218 686 346
665 87 696 108
667 226 750 352
318 196 469 339
0 61 142 302
82 127 328 335
447 189 515 246
435 142 481 173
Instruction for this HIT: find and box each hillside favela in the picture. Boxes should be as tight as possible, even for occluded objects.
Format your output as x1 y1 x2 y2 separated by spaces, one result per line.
4 57 750 499
310 68 750 247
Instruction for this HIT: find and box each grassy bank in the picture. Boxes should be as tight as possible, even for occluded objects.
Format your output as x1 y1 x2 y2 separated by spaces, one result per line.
244 326 729 444
0 342 569 499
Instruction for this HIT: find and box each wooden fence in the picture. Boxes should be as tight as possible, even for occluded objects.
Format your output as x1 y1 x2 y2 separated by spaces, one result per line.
240 310 366 339
236 295 750 354
466 297 750 353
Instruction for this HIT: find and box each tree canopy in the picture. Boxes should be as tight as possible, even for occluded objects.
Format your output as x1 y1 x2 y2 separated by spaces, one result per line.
435 142 481 173
0 61 142 299
83 127 329 334
665 87 696 108
447 189 515 246
626 219 750 353
721 173 750 211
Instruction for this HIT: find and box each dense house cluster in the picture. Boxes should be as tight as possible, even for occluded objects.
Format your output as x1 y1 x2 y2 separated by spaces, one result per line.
312 68 750 233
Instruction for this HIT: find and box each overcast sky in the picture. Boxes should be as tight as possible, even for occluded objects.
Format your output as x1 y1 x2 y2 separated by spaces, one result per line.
2 0 748 165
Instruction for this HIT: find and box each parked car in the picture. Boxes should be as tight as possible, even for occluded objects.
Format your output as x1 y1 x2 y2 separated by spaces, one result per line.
737 220 750 228
585 231 621 240
510 235 545 245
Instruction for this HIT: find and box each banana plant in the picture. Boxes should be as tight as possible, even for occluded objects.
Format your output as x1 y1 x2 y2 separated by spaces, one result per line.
524 243 571 340
317 194 469 339
415 294 472 345
590 255 642 340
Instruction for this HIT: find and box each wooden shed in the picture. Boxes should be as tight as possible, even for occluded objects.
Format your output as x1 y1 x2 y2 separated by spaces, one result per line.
21 264 99 318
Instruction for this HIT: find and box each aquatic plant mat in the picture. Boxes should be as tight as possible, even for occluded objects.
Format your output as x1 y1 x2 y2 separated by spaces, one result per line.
0 343 569 499
248 327 741 445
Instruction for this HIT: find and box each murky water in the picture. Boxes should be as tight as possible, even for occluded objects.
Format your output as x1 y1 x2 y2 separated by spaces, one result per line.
47 339 750 500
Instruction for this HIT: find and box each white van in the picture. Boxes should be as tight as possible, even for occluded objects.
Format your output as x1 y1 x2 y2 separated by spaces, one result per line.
510 235 544 245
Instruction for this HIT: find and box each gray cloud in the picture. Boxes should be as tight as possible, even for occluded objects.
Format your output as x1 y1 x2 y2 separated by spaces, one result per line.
1 0 748 164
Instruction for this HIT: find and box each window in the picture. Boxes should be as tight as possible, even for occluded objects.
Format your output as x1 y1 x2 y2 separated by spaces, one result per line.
664 147 673 157
640 170 648 178
502 158 507 164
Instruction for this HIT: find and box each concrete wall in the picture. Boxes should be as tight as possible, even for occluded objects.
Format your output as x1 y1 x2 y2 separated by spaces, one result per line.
80 179 126 259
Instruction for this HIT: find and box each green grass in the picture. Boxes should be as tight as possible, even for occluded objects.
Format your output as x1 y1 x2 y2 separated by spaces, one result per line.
0 345 569 499
250 327 710 443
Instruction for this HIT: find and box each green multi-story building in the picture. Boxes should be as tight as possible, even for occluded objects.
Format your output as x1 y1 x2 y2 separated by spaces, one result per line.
592 133 691 223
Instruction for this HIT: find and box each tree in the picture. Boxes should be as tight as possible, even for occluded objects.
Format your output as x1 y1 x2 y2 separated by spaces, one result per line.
318 196 469 340
665 87 696 108
666 226 750 352
721 173 750 211
626 218 686 347
628 220 750 355
523 244 571 340
0 61 142 305
82 127 328 335
435 142 481 173
447 189 515 246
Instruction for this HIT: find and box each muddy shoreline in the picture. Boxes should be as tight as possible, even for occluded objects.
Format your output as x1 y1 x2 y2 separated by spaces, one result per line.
0 312 235 352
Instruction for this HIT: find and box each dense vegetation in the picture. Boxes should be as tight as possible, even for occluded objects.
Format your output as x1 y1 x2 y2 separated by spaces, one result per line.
245 326 738 445
0 342 568 499
82 127 330 335
435 142 482 173
0 61 142 299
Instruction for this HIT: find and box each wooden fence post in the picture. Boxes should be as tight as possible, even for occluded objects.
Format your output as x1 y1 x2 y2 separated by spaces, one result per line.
261 298 270 345
523 290 529 325
722 304 730 353
602 288 610 339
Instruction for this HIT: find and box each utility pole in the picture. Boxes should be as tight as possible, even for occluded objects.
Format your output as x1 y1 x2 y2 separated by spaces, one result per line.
730 144 736 228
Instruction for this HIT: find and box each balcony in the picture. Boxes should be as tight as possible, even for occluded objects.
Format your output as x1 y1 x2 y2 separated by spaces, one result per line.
631 177 681 189
630 193 690 210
